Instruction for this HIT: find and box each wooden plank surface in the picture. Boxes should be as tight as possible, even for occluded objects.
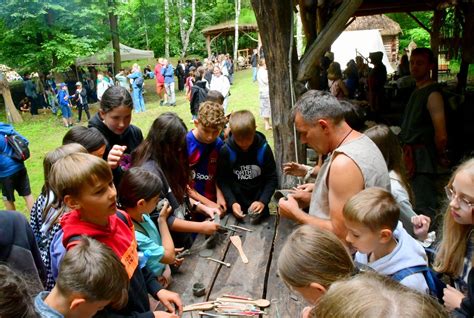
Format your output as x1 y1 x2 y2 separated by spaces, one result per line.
169 214 236 317
208 214 277 300
265 216 308 318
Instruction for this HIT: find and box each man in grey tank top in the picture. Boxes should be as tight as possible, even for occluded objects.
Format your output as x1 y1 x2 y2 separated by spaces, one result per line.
278 91 390 240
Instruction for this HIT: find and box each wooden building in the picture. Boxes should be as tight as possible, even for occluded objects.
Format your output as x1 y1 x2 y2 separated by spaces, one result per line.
201 21 260 58
346 14 401 63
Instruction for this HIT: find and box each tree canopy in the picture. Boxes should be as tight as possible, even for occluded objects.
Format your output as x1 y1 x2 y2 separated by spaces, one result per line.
0 0 257 74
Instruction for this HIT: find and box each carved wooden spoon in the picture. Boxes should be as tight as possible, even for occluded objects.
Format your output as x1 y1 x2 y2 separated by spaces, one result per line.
216 297 271 308
230 235 249 264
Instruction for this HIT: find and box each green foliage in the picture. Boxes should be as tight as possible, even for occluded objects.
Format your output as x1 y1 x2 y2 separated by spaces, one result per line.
0 1 109 73
387 12 432 50
0 0 254 73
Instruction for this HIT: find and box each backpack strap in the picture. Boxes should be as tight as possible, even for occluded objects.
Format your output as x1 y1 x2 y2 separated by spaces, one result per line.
131 218 148 236
115 210 132 227
257 142 267 167
390 265 446 301
227 145 237 166
390 265 429 282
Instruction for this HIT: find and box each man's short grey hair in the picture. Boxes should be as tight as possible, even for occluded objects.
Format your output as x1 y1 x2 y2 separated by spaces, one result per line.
292 90 348 124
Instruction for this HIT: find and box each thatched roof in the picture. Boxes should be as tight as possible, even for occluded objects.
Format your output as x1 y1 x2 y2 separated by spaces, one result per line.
0 64 22 82
346 14 401 36
202 21 258 36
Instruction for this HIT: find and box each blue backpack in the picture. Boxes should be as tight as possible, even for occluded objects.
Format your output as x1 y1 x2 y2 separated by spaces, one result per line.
390 265 446 302
134 76 144 88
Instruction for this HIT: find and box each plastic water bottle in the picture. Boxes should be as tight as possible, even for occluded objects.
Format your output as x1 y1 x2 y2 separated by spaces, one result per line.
138 250 152 269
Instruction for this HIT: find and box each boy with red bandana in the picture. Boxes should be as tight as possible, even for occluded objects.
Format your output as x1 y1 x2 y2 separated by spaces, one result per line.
49 153 182 318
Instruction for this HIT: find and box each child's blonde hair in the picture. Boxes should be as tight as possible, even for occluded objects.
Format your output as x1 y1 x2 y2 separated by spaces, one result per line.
42 143 88 222
197 101 226 130
49 153 112 201
314 272 448 318
229 110 256 139
435 158 474 276
278 225 354 289
343 187 399 232
56 236 129 309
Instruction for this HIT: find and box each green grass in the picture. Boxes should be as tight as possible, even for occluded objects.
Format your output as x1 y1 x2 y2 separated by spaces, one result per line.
1 69 274 216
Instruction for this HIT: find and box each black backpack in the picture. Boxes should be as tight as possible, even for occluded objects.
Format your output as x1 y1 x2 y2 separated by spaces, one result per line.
134 77 144 88
3 134 30 161
190 85 208 115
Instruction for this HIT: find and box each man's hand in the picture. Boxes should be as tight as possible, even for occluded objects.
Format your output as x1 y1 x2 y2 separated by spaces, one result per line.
107 145 127 169
232 203 244 219
282 162 307 177
289 188 312 206
156 289 183 315
295 183 314 192
249 201 265 214
278 196 302 222
443 285 464 311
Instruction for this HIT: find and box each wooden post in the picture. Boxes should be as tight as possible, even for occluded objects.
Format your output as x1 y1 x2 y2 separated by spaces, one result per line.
297 0 363 81
457 3 474 93
431 9 443 82
1 88 23 123
206 35 211 58
251 0 299 188
108 0 121 75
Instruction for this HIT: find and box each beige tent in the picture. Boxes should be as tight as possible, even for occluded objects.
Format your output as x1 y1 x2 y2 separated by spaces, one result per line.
75 42 154 66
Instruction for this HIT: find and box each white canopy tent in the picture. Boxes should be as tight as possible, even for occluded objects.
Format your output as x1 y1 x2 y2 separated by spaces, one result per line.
75 42 154 66
331 29 395 74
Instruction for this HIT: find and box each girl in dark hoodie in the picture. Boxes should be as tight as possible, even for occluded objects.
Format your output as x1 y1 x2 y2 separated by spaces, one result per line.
88 86 143 186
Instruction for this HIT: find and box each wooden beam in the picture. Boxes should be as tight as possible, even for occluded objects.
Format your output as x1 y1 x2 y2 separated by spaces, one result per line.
407 12 432 35
206 35 211 58
297 0 363 81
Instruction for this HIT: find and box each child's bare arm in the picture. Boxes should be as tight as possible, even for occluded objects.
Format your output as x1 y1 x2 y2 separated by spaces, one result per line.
170 218 219 235
187 186 220 209
158 202 175 264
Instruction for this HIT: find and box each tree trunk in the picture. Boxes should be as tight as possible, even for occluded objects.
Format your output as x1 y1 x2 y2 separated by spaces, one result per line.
164 0 170 58
178 0 196 58
1 87 23 123
251 0 299 188
108 0 121 75
233 0 241 62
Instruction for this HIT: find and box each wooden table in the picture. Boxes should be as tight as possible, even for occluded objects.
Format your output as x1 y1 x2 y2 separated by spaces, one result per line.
167 213 307 317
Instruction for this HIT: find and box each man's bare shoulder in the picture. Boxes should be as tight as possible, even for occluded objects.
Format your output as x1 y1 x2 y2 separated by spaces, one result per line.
331 152 359 172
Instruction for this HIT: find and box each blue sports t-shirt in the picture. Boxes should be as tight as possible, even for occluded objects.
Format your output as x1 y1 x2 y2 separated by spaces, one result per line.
186 130 223 202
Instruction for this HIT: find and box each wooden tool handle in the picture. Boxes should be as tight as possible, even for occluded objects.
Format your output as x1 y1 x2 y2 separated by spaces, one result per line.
230 236 249 264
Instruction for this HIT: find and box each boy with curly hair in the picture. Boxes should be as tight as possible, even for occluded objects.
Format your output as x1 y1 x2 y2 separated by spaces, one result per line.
186 101 227 216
